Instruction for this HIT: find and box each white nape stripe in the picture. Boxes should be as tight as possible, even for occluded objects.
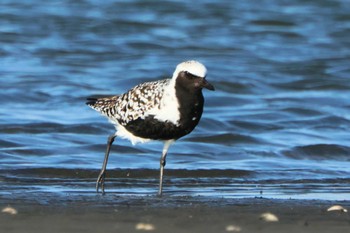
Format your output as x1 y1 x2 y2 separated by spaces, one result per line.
145 77 180 126
150 83 180 125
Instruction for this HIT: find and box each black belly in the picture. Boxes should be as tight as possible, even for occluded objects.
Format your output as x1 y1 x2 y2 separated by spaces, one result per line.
123 115 199 140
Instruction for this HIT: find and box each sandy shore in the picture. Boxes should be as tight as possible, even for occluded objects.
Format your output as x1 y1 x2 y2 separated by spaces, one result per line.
1 194 349 233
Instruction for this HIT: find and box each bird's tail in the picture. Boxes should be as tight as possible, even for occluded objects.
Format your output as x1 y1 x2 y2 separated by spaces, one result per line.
86 95 119 114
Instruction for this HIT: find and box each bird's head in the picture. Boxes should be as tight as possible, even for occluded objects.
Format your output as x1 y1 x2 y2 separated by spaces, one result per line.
172 60 215 92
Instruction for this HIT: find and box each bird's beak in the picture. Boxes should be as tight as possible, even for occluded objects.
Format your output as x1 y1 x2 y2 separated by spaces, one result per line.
201 78 215 91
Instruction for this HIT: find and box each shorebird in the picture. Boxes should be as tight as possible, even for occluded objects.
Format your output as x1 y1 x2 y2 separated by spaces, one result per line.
86 60 214 196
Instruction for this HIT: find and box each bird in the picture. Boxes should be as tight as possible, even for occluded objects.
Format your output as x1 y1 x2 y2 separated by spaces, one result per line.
86 60 214 196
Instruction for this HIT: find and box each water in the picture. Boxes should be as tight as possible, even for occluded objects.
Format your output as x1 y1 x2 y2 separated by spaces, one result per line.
1 0 350 201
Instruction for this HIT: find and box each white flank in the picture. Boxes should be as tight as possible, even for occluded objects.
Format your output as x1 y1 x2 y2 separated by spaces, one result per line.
115 124 150 145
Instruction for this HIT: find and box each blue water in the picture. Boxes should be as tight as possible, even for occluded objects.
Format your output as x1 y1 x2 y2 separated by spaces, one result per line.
1 0 350 200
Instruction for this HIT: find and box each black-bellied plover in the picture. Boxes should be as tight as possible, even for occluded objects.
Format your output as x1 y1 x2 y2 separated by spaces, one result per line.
86 60 214 196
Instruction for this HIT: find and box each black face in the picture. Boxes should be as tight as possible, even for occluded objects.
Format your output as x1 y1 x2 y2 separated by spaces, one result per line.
176 71 215 92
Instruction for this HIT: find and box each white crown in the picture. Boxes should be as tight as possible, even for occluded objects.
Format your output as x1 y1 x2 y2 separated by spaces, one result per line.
172 60 207 79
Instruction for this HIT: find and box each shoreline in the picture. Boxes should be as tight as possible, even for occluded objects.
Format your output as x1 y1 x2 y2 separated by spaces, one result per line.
1 194 349 233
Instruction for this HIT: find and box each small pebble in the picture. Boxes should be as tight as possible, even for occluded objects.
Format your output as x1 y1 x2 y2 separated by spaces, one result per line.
327 205 348 212
135 223 155 231
226 224 242 232
1 206 18 215
260 212 279 222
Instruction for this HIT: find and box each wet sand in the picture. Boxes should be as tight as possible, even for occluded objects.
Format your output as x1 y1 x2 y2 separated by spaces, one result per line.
1 194 349 233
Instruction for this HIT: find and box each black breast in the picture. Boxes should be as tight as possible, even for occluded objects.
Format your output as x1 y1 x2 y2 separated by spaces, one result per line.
175 87 204 136
124 116 190 140
123 86 204 141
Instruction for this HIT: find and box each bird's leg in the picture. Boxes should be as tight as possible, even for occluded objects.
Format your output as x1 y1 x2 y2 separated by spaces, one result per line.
158 151 167 197
158 140 174 197
96 134 116 194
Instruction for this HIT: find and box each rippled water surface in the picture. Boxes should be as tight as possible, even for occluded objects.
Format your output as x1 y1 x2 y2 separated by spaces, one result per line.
1 0 350 200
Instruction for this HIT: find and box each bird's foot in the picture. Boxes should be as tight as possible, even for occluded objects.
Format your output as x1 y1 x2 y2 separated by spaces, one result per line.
96 171 106 194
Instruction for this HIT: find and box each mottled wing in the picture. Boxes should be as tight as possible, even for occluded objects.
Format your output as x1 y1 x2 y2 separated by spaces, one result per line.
116 79 169 125
86 79 170 125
